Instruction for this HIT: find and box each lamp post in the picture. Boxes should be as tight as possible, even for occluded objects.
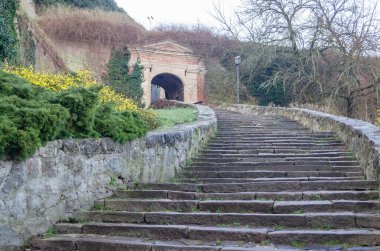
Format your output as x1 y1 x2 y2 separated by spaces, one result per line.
234 56 241 104
147 16 154 30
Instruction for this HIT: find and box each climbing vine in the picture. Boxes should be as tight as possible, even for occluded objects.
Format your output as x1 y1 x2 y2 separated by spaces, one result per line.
106 46 144 105
0 0 20 64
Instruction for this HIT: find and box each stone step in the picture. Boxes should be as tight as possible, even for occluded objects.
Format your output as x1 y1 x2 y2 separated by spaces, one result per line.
31 234 247 251
204 145 346 151
114 190 379 201
199 180 378 193
191 165 361 172
209 140 343 145
213 133 335 136
75 211 380 229
206 143 346 148
208 141 343 146
181 170 363 178
201 149 350 155
53 223 269 243
198 152 353 158
32 228 380 249
100 199 380 214
136 180 378 192
268 229 380 246
191 160 359 166
195 157 357 164
179 177 363 183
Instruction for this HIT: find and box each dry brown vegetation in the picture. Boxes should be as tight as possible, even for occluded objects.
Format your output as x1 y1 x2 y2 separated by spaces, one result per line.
145 24 239 58
18 14 68 72
37 6 146 45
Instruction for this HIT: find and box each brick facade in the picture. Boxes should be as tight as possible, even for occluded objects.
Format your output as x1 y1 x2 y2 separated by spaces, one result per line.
130 41 206 105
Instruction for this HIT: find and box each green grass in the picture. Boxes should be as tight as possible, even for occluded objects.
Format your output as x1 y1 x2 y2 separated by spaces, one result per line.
155 108 198 129
43 228 57 239
291 241 306 248
261 239 272 246
292 209 305 214
273 225 285 230
324 240 341 246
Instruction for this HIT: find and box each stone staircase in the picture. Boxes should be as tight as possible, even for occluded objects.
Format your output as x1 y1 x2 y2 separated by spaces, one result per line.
31 109 380 250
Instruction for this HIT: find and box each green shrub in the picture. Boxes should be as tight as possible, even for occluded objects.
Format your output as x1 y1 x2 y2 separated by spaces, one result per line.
106 46 144 104
54 86 100 137
94 104 147 143
0 70 148 160
0 70 71 159
0 0 19 64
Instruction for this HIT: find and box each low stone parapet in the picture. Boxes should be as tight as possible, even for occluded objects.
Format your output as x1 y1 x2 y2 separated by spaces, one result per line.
222 104 380 181
0 104 216 247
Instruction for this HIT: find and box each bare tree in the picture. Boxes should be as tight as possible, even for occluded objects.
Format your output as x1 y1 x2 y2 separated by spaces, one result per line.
213 0 380 121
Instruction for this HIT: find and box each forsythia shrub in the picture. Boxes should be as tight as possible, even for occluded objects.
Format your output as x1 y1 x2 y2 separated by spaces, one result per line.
3 65 159 129
0 69 153 160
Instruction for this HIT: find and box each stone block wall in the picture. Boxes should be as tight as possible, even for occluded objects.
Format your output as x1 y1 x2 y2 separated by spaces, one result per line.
0 105 216 247
222 104 380 182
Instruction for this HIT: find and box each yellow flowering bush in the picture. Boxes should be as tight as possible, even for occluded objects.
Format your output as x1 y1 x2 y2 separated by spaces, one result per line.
3 65 159 129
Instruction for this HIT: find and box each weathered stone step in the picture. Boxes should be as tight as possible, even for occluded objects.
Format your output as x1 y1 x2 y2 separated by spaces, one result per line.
214 132 335 137
31 233 310 251
268 229 380 246
201 149 350 155
136 180 377 192
100 199 380 213
114 190 379 201
200 180 378 193
52 223 269 243
75 211 380 229
202 146 345 153
206 143 345 148
32 227 380 249
192 160 359 167
198 152 353 158
179 177 363 183
191 165 360 172
195 157 356 164
181 170 362 178
209 140 343 145
208 141 343 146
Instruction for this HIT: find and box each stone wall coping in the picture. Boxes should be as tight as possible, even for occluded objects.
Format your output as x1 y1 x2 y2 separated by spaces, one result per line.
293 107 380 146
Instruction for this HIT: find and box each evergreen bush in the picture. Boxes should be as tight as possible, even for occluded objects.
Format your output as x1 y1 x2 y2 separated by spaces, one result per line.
94 104 146 143
0 70 149 160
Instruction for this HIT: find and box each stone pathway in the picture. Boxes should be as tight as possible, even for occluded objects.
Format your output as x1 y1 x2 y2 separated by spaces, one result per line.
32 109 380 250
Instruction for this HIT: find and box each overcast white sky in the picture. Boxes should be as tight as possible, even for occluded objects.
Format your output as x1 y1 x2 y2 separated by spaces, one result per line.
115 0 239 30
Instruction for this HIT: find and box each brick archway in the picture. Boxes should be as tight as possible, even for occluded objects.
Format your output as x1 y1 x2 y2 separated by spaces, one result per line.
151 73 184 103
129 41 206 106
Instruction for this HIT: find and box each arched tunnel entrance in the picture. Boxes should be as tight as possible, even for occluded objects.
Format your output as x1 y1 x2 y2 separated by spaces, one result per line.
151 73 184 103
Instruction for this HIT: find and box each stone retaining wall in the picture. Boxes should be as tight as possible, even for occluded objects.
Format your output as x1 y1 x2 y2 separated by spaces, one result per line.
222 104 380 182
0 105 216 247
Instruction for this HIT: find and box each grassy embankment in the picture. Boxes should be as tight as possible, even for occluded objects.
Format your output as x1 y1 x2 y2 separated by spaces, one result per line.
156 108 198 129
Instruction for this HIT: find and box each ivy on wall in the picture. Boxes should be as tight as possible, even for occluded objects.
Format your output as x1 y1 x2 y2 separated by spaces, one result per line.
0 0 19 64
106 46 144 105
